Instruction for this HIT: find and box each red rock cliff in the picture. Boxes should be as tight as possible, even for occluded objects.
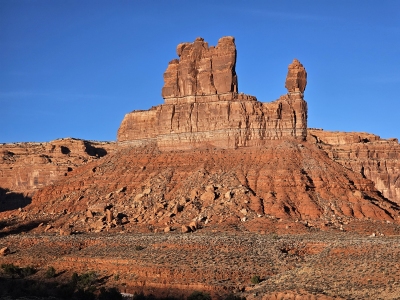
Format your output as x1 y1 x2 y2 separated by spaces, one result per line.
0 138 114 194
117 37 308 149
309 129 400 205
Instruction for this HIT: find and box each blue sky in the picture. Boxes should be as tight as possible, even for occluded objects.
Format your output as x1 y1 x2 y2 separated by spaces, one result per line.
1 1 399 143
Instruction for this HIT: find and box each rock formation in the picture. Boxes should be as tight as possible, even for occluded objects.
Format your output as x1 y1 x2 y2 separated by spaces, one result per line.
309 129 400 205
118 37 308 149
1 36 400 300
0 138 114 194
29 140 400 233
162 36 238 99
285 59 307 94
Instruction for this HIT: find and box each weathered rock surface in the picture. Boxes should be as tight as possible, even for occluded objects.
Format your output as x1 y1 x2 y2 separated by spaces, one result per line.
118 37 307 149
0 138 114 194
162 36 238 98
0 246 10 256
118 93 307 150
285 59 307 94
309 129 400 205
25 140 400 235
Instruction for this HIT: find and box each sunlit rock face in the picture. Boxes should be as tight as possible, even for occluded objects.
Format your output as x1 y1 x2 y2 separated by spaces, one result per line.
117 37 308 150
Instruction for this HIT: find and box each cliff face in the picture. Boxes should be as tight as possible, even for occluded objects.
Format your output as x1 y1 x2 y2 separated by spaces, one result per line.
309 129 400 205
0 138 114 194
117 37 308 149
117 93 307 150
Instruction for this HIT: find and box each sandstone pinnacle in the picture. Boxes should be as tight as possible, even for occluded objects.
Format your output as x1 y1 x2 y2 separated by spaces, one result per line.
162 36 238 99
285 58 307 94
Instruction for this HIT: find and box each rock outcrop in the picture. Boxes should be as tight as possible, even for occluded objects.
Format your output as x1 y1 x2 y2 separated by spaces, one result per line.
29 140 400 234
0 138 114 194
118 37 308 149
285 59 307 94
309 129 400 205
162 36 238 99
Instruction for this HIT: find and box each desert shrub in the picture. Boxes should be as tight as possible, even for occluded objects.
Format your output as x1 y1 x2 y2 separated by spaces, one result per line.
133 292 156 300
1 263 36 278
71 272 79 285
46 266 56 278
271 233 280 240
24 281 48 297
77 271 97 289
55 283 76 299
223 294 246 300
98 287 123 300
20 266 36 277
250 275 260 284
1 263 19 276
187 291 212 300
73 288 96 300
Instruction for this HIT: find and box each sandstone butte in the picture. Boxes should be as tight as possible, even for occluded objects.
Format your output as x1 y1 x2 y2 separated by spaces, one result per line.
117 36 307 150
1 36 400 300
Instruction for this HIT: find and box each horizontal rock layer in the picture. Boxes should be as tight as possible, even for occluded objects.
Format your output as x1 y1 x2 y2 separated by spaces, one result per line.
117 93 308 150
309 129 400 205
0 138 114 194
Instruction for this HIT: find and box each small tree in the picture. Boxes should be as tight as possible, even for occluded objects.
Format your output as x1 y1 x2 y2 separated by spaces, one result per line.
46 266 56 278
77 271 97 290
251 275 260 284
223 294 246 300
1 263 19 277
187 291 212 300
20 266 36 277
98 287 123 300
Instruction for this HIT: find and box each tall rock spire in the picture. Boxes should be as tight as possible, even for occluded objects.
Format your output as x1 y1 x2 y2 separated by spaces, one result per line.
285 59 307 94
162 36 238 99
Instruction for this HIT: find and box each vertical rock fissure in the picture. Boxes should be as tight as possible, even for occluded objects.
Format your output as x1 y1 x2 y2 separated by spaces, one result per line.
170 105 175 131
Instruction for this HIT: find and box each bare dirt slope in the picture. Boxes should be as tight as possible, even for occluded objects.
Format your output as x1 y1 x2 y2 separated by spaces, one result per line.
17 138 398 237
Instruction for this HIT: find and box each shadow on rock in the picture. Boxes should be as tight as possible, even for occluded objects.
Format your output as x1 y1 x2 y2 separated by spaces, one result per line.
84 142 108 158
0 187 32 213
0 219 48 238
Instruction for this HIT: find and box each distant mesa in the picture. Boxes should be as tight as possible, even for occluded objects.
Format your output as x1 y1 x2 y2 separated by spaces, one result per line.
117 36 308 149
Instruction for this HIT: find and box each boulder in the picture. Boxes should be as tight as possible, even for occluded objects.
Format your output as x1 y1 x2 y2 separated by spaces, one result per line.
106 209 113 223
189 221 198 231
59 227 72 236
86 210 94 218
200 191 216 203
181 225 191 233
0 247 10 256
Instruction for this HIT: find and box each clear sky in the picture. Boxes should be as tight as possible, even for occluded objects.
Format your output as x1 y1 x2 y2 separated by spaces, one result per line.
1 1 399 143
